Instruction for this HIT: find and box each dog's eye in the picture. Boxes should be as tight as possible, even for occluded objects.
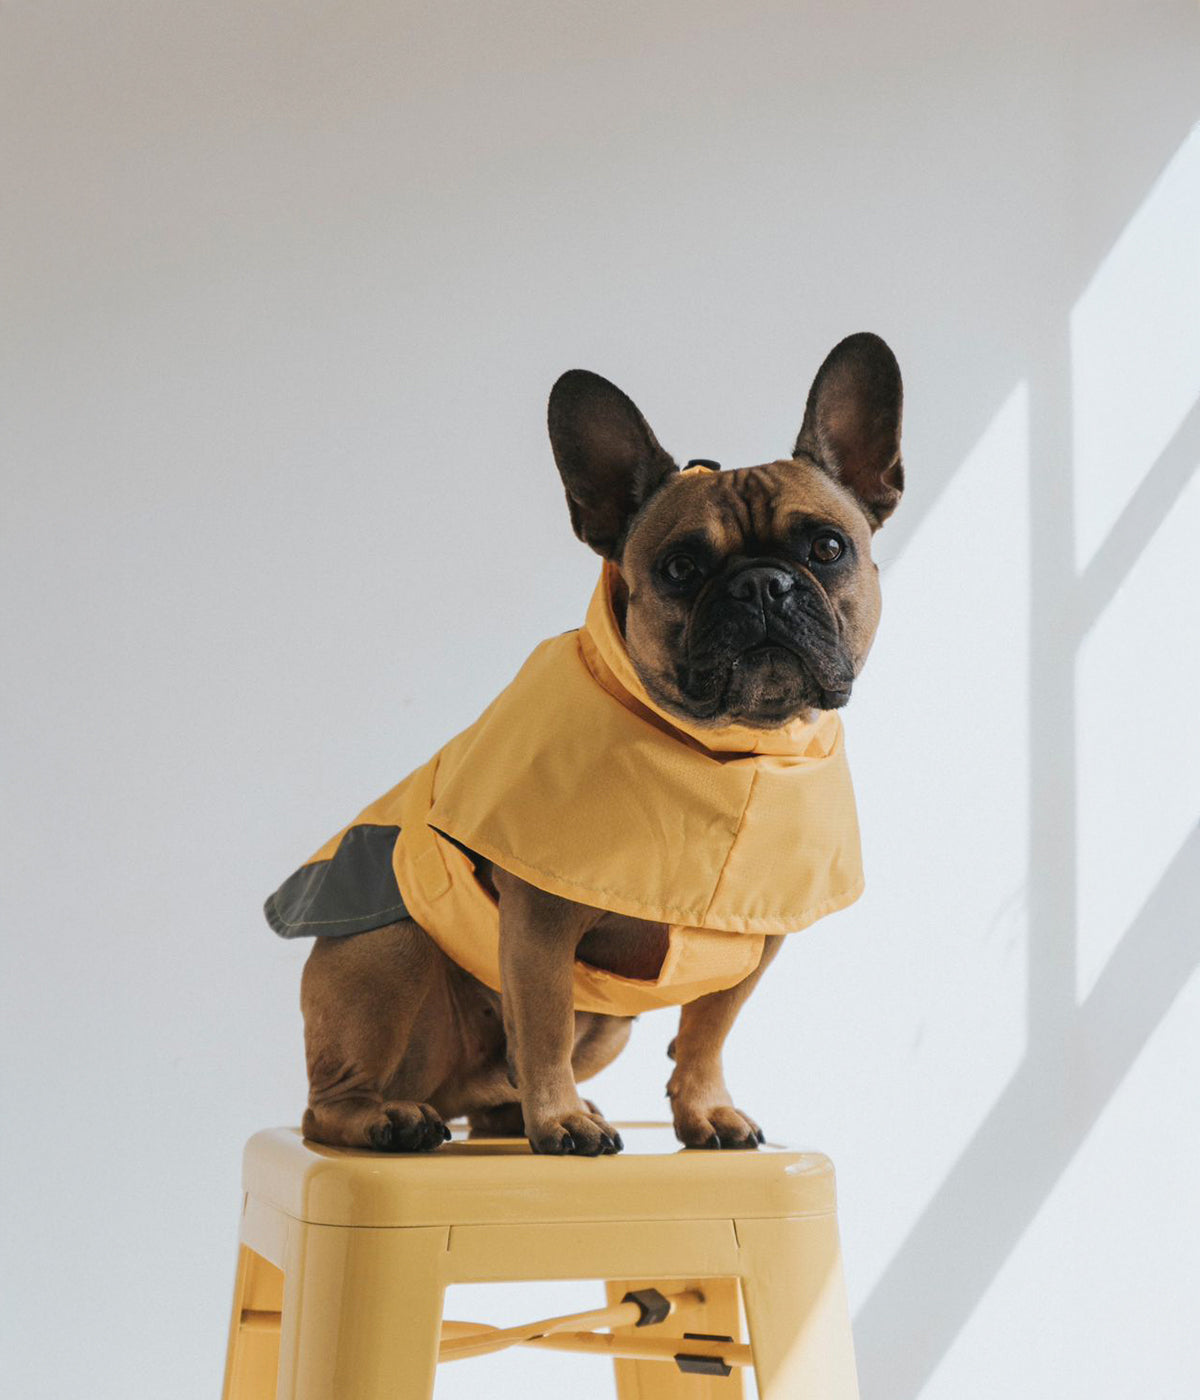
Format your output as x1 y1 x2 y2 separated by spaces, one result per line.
809 532 844 564
662 553 698 585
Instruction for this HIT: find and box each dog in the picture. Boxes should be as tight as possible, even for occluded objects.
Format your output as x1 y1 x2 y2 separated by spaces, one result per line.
266 332 903 1156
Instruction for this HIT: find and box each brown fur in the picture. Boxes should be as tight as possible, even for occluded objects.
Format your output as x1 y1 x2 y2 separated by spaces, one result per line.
300 333 903 1154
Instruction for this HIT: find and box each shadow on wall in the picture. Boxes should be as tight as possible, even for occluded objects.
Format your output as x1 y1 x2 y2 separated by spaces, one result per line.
855 123 1200 1399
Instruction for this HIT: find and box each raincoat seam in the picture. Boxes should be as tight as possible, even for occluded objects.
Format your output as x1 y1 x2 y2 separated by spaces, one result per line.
267 901 407 931
700 765 761 926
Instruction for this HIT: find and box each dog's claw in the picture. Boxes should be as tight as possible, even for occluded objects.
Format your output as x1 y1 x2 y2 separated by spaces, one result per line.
527 1107 622 1156
675 1103 763 1151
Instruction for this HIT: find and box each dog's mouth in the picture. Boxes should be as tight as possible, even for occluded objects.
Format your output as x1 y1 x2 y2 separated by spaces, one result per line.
736 642 796 665
661 640 852 726
729 643 851 717
756 644 851 700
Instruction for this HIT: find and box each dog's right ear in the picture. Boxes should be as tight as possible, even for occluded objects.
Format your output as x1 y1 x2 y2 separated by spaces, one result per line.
548 370 678 558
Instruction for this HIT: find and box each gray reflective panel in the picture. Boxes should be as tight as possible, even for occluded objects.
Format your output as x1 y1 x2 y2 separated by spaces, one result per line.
264 823 408 938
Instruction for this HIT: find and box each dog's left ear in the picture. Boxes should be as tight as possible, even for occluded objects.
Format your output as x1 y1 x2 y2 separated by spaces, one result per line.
548 369 678 558
794 332 904 528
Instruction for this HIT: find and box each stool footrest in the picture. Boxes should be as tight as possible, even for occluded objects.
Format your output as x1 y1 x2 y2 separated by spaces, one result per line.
675 1332 737 1377
439 1286 704 1363
445 1323 752 1369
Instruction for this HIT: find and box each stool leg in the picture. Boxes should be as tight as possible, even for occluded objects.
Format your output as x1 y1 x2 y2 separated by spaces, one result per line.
223 1243 284 1400
604 1276 744 1399
736 1216 859 1400
275 1222 448 1400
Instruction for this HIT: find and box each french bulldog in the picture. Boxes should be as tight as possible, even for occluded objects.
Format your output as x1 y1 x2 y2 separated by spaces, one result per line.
280 332 903 1155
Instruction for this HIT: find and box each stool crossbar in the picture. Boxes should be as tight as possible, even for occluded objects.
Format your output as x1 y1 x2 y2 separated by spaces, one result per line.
221 1122 860 1399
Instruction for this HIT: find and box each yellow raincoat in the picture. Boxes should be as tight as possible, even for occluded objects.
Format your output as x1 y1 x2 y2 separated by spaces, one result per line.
266 561 864 1015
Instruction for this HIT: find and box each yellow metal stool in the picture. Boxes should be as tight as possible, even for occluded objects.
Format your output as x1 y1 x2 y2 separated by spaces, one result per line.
221 1123 860 1399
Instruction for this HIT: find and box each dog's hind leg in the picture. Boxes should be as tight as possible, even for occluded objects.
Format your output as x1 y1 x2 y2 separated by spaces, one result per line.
465 1101 526 1137
572 1012 634 1083
300 920 452 1152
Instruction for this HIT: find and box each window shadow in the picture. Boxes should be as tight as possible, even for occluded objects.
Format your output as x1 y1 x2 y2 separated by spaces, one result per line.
852 105 1200 1392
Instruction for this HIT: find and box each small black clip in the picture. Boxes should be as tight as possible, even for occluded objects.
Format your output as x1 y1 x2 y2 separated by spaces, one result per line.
686 458 721 471
621 1288 671 1327
674 1333 735 1377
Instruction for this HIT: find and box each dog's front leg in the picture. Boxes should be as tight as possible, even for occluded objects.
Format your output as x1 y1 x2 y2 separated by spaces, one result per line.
668 934 784 1149
495 870 622 1155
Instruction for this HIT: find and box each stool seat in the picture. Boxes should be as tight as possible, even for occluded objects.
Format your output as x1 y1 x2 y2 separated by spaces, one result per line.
223 1122 860 1399
243 1122 837 1227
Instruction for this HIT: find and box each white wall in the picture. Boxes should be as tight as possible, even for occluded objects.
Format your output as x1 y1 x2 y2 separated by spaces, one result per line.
3 4 1198 1397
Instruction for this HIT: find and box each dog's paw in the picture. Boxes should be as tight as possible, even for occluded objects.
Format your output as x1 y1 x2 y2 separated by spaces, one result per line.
526 1106 623 1156
365 1101 451 1153
674 1104 765 1150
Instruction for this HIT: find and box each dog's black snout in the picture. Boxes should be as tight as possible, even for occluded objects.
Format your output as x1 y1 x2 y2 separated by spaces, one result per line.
728 565 795 607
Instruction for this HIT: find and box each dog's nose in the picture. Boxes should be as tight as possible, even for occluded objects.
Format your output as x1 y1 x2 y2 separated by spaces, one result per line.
728 565 795 607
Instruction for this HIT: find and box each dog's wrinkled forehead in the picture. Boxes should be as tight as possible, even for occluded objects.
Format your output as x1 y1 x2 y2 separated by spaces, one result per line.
625 459 873 568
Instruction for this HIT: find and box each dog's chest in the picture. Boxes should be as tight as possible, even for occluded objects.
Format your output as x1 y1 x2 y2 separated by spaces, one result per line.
576 913 670 981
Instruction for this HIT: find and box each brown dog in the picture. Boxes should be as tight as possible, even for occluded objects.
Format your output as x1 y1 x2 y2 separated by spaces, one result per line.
277 332 903 1156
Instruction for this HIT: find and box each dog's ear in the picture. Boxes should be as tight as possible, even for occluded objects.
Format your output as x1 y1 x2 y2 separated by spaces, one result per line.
793 333 904 528
548 370 678 558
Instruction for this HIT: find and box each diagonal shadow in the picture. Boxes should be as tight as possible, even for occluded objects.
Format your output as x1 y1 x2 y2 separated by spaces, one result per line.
1076 396 1200 635
854 826 1200 1399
